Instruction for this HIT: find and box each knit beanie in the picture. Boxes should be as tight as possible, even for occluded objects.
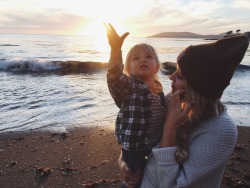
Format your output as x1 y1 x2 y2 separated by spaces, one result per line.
177 35 249 99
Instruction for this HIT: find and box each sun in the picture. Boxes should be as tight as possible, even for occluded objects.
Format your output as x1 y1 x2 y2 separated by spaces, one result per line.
83 19 128 36
74 0 133 37
84 20 109 52
83 20 107 37
72 0 147 50
77 18 129 52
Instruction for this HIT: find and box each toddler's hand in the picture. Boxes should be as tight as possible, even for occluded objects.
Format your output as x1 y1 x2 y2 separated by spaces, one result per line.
104 23 129 51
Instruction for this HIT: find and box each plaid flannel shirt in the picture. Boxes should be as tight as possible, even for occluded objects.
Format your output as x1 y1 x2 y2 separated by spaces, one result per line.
107 55 160 150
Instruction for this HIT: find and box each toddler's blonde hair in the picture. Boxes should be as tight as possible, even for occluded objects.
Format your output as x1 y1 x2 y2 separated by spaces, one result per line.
124 43 161 80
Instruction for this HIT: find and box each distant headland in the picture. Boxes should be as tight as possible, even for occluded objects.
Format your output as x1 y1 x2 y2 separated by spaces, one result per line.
148 31 250 40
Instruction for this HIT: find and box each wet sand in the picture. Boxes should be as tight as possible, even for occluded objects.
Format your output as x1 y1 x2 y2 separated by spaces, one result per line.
0 125 249 187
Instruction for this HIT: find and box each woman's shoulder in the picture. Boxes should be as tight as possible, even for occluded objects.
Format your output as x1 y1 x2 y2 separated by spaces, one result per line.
189 110 238 159
193 108 238 139
212 107 237 129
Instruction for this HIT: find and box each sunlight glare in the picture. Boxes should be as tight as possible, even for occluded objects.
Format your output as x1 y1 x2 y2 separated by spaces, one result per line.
79 19 129 52
85 21 109 52
74 0 146 50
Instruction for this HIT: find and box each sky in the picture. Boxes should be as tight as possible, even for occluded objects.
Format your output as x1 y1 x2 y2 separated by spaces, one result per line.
0 0 250 37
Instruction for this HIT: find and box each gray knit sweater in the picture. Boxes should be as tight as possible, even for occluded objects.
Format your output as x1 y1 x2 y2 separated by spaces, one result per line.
141 107 238 188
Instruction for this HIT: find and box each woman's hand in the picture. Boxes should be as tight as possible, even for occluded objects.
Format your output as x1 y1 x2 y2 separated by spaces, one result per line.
167 90 192 125
161 90 193 147
118 152 142 187
104 23 129 51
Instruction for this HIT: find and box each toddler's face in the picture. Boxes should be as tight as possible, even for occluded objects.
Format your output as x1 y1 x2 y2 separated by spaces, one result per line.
129 48 159 82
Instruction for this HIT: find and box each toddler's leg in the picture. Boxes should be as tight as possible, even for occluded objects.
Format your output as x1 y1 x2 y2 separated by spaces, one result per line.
121 149 150 188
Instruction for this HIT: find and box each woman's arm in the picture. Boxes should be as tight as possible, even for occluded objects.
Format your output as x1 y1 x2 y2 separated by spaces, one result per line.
142 121 237 187
161 90 192 147
141 93 237 187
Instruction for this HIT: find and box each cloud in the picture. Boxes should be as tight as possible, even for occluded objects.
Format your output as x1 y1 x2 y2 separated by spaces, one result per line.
127 0 250 35
0 0 249 36
0 10 90 35
230 0 250 9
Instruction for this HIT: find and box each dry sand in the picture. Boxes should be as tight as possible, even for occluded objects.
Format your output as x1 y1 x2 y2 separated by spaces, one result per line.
0 125 249 188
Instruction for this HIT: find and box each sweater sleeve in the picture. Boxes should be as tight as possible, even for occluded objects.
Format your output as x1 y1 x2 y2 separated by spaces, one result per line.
141 115 238 188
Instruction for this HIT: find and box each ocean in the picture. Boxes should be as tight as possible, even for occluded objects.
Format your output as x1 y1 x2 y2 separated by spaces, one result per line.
0 34 249 133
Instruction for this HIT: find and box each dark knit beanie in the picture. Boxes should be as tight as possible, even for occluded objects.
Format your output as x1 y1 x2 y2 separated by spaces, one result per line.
177 35 249 99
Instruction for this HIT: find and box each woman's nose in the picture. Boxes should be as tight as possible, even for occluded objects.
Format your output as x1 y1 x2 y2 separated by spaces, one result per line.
169 72 175 81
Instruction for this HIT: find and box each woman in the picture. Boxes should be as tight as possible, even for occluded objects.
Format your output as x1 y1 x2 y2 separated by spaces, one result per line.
118 34 249 187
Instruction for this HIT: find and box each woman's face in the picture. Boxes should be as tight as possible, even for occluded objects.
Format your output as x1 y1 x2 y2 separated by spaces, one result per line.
169 65 187 94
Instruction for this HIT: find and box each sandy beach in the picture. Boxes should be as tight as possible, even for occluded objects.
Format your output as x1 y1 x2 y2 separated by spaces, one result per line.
0 125 249 188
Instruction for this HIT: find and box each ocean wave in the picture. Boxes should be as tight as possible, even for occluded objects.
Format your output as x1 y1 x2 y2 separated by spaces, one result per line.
160 62 250 75
160 61 177 75
57 61 107 74
0 59 248 75
236 64 250 71
223 101 250 105
0 59 107 74
74 50 99 54
0 44 20 46
0 59 61 72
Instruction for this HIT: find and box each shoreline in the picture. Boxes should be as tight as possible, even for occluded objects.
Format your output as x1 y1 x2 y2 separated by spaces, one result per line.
0 125 249 187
